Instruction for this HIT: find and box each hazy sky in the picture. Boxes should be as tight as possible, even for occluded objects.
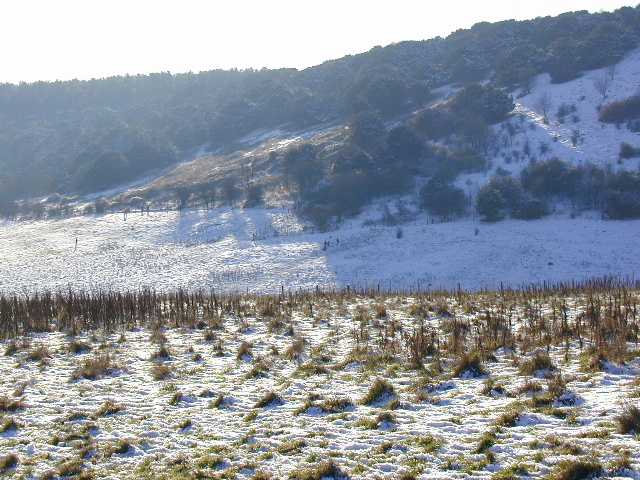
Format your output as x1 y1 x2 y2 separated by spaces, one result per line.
2 0 637 84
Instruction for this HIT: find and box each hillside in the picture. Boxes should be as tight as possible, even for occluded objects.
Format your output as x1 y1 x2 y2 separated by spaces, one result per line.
0 5 638 212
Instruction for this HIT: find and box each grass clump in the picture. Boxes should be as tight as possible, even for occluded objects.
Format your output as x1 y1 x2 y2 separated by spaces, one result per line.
515 379 543 395
414 434 444 453
93 399 123 417
0 396 26 412
26 345 50 362
283 337 306 361
237 341 253 360
151 361 173 380
276 438 307 455
0 418 22 433
0 454 19 471
254 391 285 408
67 338 93 354
178 418 192 430
519 351 555 376
319 396 354 413
56 458 85 477
105 439 134 457
289 460 347 480
453 353 487 378
545 459 603 480
374 412 397 429
491 464 529 480
360 378 396 405
246 360 270 379
616 403 640 434
71 352 119 380
493 410 520 427
150 344 172 360
209 394 230 409
472 427 500 454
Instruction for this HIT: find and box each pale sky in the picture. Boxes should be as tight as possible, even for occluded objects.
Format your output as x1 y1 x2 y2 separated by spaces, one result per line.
2 0 637 84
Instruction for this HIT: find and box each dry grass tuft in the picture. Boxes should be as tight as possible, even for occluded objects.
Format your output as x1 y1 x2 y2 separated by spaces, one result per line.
617 403 640 434
453 353 487 378
254 391 284 408
0 396 26 412
361 378 396 405
0 454 19 472
519 352 556 376
71 352 120 380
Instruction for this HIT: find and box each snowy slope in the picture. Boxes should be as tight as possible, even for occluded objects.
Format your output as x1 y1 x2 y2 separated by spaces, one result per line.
0 206 637 294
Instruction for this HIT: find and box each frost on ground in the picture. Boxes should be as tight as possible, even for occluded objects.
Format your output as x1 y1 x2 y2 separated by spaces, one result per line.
1 287 640 479
0 205 638 295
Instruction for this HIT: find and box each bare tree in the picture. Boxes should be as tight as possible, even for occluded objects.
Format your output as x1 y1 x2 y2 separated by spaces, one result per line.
593 74 611 101
607 64 617 81
534 92 553 121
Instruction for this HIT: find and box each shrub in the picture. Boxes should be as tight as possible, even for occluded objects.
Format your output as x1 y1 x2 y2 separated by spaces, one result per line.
599 95 640 124
243 183 264 209
620 142 640 159
476 186 505 221
520 157 579 198
420 179 467 218
449 83 514 124
513 198 549 220
605 192 640 219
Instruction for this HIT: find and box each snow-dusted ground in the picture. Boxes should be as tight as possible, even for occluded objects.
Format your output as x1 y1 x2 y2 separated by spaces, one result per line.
0 206 637 295
1 292 640 479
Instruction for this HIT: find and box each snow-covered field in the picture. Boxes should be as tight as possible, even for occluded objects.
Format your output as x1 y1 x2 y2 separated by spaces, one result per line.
1 289 640 479
0 205 637 295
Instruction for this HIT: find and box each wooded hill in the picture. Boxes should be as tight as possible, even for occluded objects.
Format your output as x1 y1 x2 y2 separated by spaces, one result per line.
0 6 639 221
